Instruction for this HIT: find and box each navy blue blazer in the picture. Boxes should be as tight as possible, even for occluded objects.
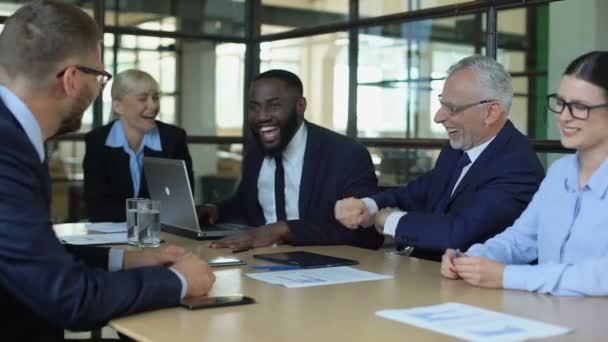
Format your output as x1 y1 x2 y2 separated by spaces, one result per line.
0 101 181 341
219 122 384 249
372 120 544 260
83 120 193 222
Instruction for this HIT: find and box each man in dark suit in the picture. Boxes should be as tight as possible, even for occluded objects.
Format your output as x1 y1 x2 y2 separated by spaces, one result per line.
335 56 545 261
203 69 383 250
0 2 214 340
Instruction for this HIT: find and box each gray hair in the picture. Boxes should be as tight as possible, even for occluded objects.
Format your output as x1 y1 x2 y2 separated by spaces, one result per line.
446 55 513 114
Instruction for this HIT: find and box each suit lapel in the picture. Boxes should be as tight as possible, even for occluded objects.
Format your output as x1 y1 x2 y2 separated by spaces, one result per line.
110 147 134 197
430 149 460 210
243 137 265 224
298 123 319 215
449 120 515 201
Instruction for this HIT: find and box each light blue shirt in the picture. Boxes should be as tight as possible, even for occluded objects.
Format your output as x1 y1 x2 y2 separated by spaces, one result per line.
467 153 608 296
0 85 45 162
105 120 162 197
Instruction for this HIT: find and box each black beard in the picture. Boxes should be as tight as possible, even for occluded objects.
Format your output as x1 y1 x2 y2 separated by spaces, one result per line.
251 107 301 157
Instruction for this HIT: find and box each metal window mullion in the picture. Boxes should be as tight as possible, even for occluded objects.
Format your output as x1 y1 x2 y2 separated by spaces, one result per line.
346 0 358 138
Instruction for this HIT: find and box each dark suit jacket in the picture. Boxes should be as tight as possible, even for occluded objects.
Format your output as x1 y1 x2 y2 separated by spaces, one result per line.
372 120 544 260
219 121 384 249
0 100 181 341
84 120 193 222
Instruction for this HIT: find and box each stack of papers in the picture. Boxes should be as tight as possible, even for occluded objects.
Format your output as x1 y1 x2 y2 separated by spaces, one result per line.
376 302 572 342
85 222 127 233
61 233 128 245
246 266 392 288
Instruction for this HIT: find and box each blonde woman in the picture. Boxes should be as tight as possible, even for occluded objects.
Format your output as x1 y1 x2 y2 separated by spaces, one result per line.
83 69 193 222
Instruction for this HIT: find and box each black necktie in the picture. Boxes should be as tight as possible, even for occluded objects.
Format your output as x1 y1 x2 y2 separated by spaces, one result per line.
434 152 471 214
274 155 287 222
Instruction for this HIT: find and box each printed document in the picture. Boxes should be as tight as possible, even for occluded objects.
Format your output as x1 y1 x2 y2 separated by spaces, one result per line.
85 222 127 233
61 233 128 245
376 302 571 342
246 266 391 288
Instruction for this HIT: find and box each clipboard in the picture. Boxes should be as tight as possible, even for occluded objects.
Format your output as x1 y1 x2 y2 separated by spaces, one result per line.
252 251 358 269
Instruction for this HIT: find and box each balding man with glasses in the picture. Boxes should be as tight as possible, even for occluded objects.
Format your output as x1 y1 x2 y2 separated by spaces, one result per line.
336 55 545 261
0 2 215 340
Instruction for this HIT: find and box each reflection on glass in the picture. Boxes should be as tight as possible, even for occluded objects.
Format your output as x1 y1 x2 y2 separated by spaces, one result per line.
260 33 349 133
357 15 480 139
360 0 470 18
105 0 246 37
261 0 348 35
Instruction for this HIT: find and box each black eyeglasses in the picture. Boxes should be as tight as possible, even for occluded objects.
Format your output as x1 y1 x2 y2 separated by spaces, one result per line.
438 95 495 115
547 94 608 120
56 65 112 91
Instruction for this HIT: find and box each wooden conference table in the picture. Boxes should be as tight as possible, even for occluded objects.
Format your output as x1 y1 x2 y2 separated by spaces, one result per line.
54 224 607 341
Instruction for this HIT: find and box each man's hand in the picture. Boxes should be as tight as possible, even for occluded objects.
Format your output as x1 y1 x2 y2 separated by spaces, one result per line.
374 207 397 235
208 222 289 250
197 204 219 225
171 254 216 298
453 256 505 289
334 197 371 229
440 249 461 280
123 244 190 270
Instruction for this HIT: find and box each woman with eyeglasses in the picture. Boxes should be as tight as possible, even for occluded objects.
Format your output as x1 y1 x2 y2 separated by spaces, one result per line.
440 51 608 296
83 69 194 222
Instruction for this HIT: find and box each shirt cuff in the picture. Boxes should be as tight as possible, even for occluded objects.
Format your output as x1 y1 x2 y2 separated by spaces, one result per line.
503 264 531 291
108 249 124 271
464 244 488 257
383 211 407 237
361 198 379 228
169 268 188 300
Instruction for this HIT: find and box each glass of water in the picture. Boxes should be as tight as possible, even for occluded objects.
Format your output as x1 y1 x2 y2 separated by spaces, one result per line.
137 199 161 248
126 198 148 246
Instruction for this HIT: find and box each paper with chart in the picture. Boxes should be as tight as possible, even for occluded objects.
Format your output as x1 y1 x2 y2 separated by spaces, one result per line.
85 222 127 233
246 266 391 288
376 302 571 342
61 233 128 245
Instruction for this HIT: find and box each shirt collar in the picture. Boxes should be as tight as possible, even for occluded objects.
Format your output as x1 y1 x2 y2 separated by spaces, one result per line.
105 120 162 153
0 84 45 162
281 121 307 163
464 135 495 164
565 153 608 198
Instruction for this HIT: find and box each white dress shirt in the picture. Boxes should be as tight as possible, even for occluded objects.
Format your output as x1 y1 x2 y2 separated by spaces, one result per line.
365 136 496 237
258 122 308 224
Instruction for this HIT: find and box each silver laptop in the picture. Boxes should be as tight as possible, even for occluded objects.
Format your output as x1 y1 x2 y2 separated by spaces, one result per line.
143 157 245 240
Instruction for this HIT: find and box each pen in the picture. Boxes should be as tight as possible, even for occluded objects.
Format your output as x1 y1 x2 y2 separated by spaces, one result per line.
232 247 251 254
251 265 300 270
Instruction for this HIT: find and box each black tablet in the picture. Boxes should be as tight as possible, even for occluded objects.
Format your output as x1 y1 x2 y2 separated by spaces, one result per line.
252 251 358 268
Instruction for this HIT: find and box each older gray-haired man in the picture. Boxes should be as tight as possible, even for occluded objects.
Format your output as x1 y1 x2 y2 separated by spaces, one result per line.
335 55 545 261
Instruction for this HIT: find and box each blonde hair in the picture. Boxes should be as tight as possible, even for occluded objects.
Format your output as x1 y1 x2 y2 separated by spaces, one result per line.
111 69 159 100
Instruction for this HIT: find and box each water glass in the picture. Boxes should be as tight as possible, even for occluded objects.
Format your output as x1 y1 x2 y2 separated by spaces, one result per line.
137 199 161 248
126 198 147 246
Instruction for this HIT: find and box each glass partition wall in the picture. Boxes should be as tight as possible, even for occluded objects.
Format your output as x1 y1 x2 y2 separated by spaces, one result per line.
0 0 570 222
